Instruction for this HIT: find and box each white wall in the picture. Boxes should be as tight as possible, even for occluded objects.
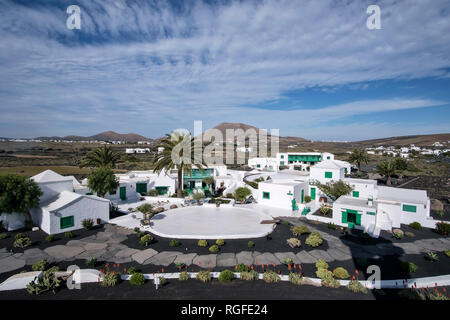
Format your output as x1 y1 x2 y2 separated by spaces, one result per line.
309 166 344 184
37 180 73 203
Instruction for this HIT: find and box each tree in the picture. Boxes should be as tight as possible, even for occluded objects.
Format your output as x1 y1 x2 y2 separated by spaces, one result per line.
192 191 205 204
316 180 353 201
348 149 369 172
202 176 215 193
234 187 251 202
376 161 396 186
87 167 119 198
81 146 120 168
393 157 408 171
0 174 42 227
153 131 205 198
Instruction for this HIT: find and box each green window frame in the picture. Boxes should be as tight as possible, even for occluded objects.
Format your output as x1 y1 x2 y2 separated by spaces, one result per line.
352 191 359 198
325 171 332 178
402 204 417 213
327 156 330 160
263 192 270 199
280 161 284 165
257 164 261 168
366 211 376 216
60 216 74 229
281 155 284 159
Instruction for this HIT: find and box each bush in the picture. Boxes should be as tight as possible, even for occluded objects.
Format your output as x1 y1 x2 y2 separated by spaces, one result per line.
169 239 181 247
15 233 25 240
45 235 54 242
13 236 32 248
216 239 225 246
234 187 252 202
147 189 159 196
82 218 94 230
247 241 255 248
286 238 301 248
127 267 137 274
400 261 418 273
198 239 208 247
290 225 310 236
327 223 338 230
240 270 258 281
140 234 153 246
305 232 323 247
332 267 350 279
445 250 450 257
86 257 97 267
319 270 340 288
289 272 303 285
315 268 331 279
32 259 50 271
102 272 119 287
236 263 249 272
436 222 450 235
398 289 426 300
409 222 423 230
133 227 140 232
129 272 145 286
209 245 219 253
196 270 211 283
179 271 189 281
315 259 329 270
137 203 153 214
263 271 280 283
319 206 333 216
26 269 61 295
0 233 8 240
284 257 294 265
347 280 368 294
425 251 439 262
225 193 234 199
392 229 404 239
64 231 74 238
304 195 311 203
218 270 235 283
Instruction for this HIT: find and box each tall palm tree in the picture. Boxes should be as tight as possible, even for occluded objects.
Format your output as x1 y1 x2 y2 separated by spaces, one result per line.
376 160 396 186
80 146 121 168
153 131 205 198
349 148 369 172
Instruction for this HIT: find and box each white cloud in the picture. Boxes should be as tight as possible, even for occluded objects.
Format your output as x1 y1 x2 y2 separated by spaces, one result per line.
0 0 449 139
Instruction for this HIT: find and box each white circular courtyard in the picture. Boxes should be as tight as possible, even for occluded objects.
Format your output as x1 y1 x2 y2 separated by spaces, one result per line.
148 206 275 239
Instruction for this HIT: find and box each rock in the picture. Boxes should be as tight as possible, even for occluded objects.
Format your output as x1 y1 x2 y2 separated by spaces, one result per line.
170 204 178 209
84 242 108 251
154 207 165 214
192 254 217 269
326 249 351 261
392 229 404 237
115 248 140 258
430 199 444 211
404 231 415 237
236 251 254 266
216 253 237 267
295 251 316 264
32 227 39 231
173 253 197 266
144 251 181 266
44 245 85 260
0 256 26 273
253 252 280 265
308 249 334 262
274 252 302 264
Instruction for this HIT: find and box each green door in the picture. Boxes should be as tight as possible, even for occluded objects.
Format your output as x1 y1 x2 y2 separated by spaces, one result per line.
120 186 126 200
301 190 304 203
311 187 316 200
136 183 147 195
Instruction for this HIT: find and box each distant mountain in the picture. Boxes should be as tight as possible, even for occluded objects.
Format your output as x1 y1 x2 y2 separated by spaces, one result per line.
354 133 450 147
36 131 152 142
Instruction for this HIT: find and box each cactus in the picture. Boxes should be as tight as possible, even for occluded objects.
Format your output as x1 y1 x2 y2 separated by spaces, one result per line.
26 270 62 295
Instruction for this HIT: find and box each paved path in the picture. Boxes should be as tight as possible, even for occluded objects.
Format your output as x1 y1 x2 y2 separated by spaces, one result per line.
1 222 449 275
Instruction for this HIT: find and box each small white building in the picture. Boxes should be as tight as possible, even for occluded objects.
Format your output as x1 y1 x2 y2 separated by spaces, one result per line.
125 148 150 154
29 170 110 235
309 160 346 184
258 180 309 211
248 157 278 171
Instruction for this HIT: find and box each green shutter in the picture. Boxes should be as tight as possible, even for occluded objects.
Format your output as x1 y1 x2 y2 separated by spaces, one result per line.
311 187 316 200
136 183 147 194
60 216 74 229
301 190 304 203
341 211 348 223
352 191 359 198
366 211 376 216
120 186 126 200
356 214 362 226
402 204 417 212
263 192 270 199
325 171 332 178
280 161 284 165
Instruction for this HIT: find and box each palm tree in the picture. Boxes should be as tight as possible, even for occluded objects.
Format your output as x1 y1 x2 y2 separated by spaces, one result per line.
349 149 369 172
376 161 396 186
153 131 205 198
80 146 120 168
202 176 215 193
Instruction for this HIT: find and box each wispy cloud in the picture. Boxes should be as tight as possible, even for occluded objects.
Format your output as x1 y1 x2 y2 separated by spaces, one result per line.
0 0 449 139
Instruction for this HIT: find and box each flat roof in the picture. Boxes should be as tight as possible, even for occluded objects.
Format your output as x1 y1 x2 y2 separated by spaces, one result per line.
334 196 375 209
344 178 378 185
377 186 428 205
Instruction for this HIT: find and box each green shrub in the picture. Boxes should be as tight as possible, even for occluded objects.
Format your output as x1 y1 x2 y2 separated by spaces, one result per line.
290 225 310 236
316 268 332 279
86 257 97 267
64 231 74 238
102 272 119 287
286 238 301 248
247 241 255 248
218 270 235 283
148 189 159 196
137 203 153 214
45 235 54 242
304 195 311 203
216 239 225 246
26 269 61 295
398 289 426 300
158 277 167 285
127 266 137 274
400 261 418 273
288 272 303 285
133 227 140 232
315 259 329 270
428 291 450 300
263 271 280 283
198 239 208 247
32 259 50 271
82 218 94 230
169 239 181 247
327 223 337 230
236 263 249 272
319 270 340 288
209 245 219 253
409 222 423 230
332 267 350 279
179 271 189 281
196 270 211 283
392 229 404 239
129 272 145 286
0 233 8 240
240 270 258 281
284 257 294 265
305 232 323 247
425 251 439 262
13 236 32 248
140 234 153 246
445 250 450 257
347 280 368 294
15 233 25 240
436 222 450 235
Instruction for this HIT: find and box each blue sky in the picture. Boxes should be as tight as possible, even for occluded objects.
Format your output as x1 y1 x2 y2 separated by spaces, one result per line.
0 0 449 141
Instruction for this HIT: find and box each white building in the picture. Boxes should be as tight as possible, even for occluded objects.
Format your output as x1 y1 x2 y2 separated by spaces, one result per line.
125 148 150 154
29 170 110 235
248 157 278 171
